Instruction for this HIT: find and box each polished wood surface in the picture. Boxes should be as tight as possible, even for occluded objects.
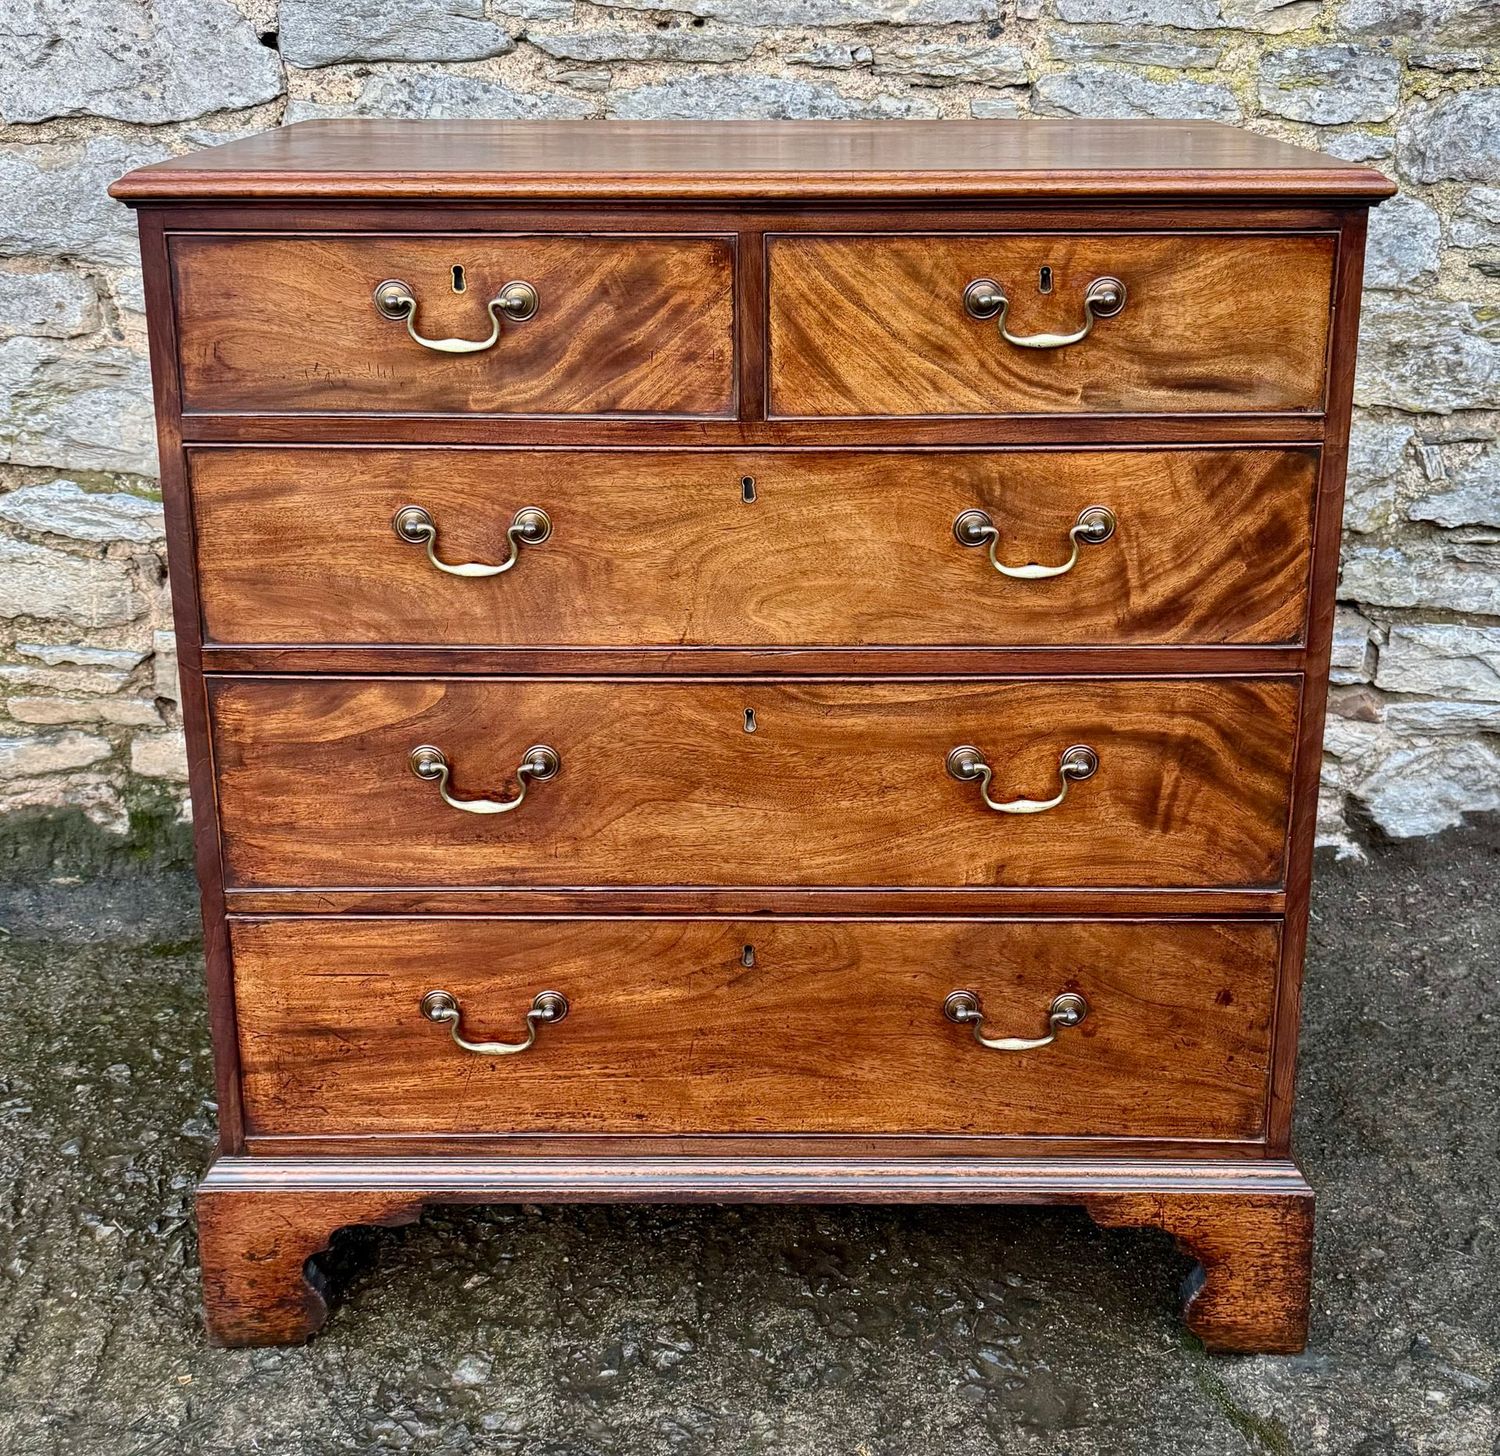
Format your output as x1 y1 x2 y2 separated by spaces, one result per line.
117 120 1380 1352
171 234 735 416
1087 1185 1313 1353
111 120 1395 203
232 916 1278 1139
208 675 1298 891
190 446 1317 649
770 233 1335 418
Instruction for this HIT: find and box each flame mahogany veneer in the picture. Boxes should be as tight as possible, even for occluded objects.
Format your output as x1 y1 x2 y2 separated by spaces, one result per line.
114 119 1392 1353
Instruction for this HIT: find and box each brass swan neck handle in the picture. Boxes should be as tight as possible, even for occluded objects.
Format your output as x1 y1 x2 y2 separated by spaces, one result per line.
420 989 568 1056
393 504 551 578
964 275 1126 350
373 277 538 354
409 743 560 815
946 743 1099 815
954 505 1116 580
943 990 1088 1052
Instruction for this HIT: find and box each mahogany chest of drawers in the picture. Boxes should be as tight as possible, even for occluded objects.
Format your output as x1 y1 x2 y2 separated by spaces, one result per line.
113 120 1392 1352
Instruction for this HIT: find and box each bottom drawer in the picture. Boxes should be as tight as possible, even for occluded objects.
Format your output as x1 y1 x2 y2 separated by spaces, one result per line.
233 917 1279 1142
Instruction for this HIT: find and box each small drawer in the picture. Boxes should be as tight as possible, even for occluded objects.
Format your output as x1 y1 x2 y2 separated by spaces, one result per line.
170 233 736 416
768 232 1335 417
190 445 1318 649
232 916 1279 1140
209 675 1298 891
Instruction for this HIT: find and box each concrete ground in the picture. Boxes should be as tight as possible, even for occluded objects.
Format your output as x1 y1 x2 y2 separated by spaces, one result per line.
0 825 1495 1455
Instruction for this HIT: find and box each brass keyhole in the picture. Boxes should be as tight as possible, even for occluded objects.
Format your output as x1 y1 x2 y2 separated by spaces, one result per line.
741 944 756 968
741 475 757 504
744 708 757 733
451 264 466 293
1039 265 1053 294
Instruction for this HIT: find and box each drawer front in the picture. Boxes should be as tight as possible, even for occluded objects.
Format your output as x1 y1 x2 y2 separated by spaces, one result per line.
210 676 1297 890
191 446 1317 649
171 234 736 416
768 233 1334 417
232 916 1278 1140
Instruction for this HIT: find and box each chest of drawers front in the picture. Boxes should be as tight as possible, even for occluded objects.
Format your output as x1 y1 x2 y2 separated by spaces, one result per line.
115 120 1390 1355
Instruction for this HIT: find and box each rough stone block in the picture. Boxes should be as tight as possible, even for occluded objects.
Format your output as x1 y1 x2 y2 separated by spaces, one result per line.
1330 609 1375 684
1451 187 1500 249
0 538 144 628
0 0 283 124
0 481 164 545
281 0 514 68
1033 68 1240 123
0 138 169 268
1339 0 1500 46
1384 699 1500 734
0 731 111 780
1396 89 1500 184
1358 739 1500 838
494 0 573 14
789 43 874 69
1355 296 1500 415
873 41 1028 87
1343 414 1412 533
15 643 147 672
1408 443 1500 529
6 696 161 727
609 73 937 119
0 339 157 476
1053 0 1316 31
152 630 180 705
1317 133 1394 163
528 25 757 62
1363 194 1441 290
0 772 126 832
130 730 190 782
1258 46 1399 126
1339 538 1500 616
287 70 593 121
599 0 998 20
1046 34 1224 68
970 95 1023 119
1375 624 1500 701
0 269 99 339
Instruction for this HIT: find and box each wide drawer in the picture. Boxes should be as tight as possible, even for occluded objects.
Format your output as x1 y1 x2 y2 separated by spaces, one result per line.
190 446 1318 648
768 232 1335 417
232 916 1279 1140
170 234 736 416
209 676 1298 890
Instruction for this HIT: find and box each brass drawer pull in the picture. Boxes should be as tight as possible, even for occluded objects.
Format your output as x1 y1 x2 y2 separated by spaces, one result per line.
420 988 568 1056
409 743 560 815
373 277 539 354
954 505 1116 580
963 275 1126 349
946 743 1098 814
943 990 1088 1052
393 504 551 578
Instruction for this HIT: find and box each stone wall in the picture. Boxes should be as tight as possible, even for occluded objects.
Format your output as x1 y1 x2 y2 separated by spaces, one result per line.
0 0 1497 858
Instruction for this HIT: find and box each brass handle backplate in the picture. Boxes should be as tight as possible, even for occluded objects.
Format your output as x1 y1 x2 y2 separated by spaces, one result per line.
409 743 560 815
947 743 1098 814
954 505 1116 580
374 277 539 354
963 275 1126 349
421 988 568 1056
943 989 1088 1052
393 504 551 577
